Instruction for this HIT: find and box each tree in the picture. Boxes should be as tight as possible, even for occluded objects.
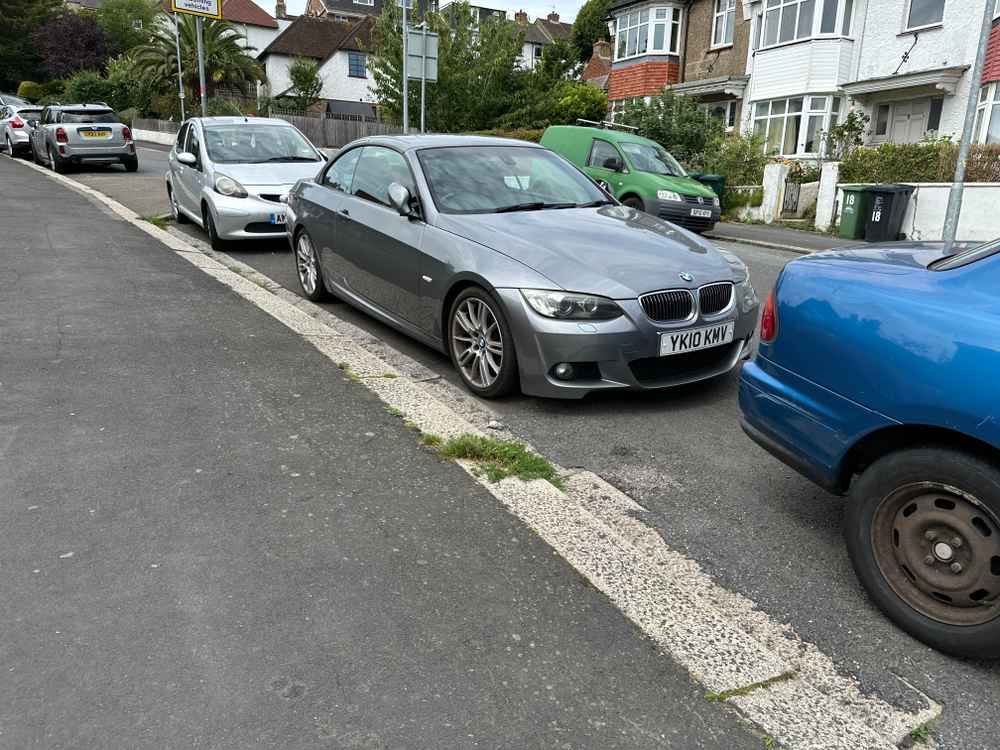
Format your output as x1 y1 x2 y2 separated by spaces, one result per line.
369 1 523 132
0 0 61 90
97 0 159 54
32 11 111 80
500 40 587 129
287 57 323 112
132 13 263 108
63 70 115 106
620 89 724 168
571 0 613 64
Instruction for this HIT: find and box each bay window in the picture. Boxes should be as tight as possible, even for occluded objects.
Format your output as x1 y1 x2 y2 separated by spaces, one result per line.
975 83 1000 145
759 0 854 47
713 0 736 47
614 6 682 60
753 95 843 155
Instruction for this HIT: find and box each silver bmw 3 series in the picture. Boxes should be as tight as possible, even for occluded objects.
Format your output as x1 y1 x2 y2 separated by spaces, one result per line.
286 135 759 399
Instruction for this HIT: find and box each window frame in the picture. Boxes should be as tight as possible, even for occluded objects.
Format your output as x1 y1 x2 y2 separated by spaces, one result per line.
752 94 843 156
712 0 736 48
701 100 737 131
321 144 363 193
613 5 683 61
903 0 945 32
587 138 624 170
347 145 419 209
347 51 367 78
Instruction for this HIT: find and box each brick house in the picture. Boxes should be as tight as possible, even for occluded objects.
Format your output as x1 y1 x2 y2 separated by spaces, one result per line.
303 0 437 23
670 0 749 131
605 0 684 116
973 2 1000 142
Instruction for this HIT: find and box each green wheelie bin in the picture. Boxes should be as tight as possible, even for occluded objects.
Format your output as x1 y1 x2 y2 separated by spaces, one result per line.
839 185 870 240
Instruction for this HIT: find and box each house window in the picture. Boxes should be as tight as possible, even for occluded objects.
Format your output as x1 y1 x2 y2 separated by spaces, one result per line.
703 101 737 130
975 83 1000 144
712 0 736 46
905 0 944 30
615 6 681 60
842 0 854 34
753 95 842 155
533 43 543 59
927 97 943 133
874 103 890 136
761 0 816 47
348 52 366 78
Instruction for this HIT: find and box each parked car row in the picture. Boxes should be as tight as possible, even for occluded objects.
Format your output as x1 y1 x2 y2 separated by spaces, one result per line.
1 101 139 173
26 111 986 661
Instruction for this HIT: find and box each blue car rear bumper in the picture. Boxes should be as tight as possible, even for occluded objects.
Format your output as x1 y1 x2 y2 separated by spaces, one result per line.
739 356 898 494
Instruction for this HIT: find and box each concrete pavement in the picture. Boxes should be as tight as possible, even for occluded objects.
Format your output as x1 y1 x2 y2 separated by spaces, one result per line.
0 145 773 748
8 148 1000 750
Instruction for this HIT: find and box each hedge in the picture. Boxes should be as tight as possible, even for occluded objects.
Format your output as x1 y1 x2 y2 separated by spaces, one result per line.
467 128 544 143
840 141 1000 184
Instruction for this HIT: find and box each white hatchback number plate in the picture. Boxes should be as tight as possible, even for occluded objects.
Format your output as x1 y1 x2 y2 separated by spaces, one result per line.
690 208 713 218
660 321 734 357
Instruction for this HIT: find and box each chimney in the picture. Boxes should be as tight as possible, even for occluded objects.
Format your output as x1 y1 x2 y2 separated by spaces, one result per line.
514 9 528 24
546 10 559 22
275 0 286 17
593 38 611 59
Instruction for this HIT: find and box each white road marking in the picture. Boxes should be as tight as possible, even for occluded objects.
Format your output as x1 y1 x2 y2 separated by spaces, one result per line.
8 152 942 749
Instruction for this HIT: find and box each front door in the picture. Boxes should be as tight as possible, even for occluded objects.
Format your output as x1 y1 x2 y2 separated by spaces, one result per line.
890 99 929 144
335 145 426 325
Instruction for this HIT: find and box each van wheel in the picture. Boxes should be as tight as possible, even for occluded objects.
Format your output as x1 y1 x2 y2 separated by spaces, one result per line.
622 196 644 212
845 446 1000 658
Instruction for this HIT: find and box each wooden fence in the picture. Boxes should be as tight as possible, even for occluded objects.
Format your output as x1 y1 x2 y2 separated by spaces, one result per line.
133 118 180 134
272 113 402 148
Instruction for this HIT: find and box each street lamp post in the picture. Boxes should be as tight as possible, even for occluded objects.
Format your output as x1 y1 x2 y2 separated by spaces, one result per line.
941 0 995 250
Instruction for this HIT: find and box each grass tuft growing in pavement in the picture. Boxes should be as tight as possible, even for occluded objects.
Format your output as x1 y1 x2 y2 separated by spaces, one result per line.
704 671 797 703
436 434 562 489
141 214 170 230
908 722 934 745
420 432 443 448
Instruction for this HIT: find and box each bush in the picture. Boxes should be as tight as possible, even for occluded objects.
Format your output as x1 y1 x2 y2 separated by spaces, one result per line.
552 82 607 125
118 107 138 125
839 140 958 183
149 93 182 121
106 54 160 115
702 132 769 186
63 70 115 106
17 81 44 102
620 89 724 167
206 97 243 116
41 80 66 99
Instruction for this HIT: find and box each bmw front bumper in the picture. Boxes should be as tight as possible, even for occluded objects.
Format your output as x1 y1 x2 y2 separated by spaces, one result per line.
497 287 758 399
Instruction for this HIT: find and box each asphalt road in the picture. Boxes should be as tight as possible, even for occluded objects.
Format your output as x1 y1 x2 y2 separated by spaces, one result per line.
1 154 772 749
54 143 1000 749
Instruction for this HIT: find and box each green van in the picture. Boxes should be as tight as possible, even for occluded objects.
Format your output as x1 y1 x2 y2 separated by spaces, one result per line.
540 125 720 233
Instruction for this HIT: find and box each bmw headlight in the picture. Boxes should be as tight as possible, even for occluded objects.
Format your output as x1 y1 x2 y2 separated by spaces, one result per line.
657 190 682 202
521 289 623 320
717 248 750 284
214 174 248 198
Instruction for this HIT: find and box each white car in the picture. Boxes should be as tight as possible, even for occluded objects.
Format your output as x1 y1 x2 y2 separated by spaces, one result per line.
165 116 327 250
1 103 42 157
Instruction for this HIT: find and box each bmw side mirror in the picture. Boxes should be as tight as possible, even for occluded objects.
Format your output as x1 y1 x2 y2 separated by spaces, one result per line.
603 156 623 172
388 182 413 217
177 151 197 166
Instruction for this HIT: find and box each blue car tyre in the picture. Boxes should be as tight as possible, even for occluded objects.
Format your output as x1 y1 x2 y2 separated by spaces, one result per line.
845 447 1000 659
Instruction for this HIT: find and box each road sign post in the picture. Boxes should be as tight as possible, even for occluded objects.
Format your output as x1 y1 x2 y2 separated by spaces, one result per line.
405 27 438 135
173 13 186 121
170 0 222 119
401 2 408 134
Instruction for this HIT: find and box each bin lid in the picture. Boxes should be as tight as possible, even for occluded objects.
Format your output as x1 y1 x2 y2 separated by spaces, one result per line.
868 183 915 193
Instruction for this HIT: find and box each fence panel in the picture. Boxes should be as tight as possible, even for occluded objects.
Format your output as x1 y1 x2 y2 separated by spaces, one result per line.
272 113 402 148
133 118 180 134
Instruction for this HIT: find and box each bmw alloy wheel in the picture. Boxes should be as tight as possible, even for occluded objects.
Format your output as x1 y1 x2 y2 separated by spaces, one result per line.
451 297 503 389
296 233 319 296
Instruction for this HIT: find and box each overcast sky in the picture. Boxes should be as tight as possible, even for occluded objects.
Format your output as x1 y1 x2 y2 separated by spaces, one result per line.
277 0 581 23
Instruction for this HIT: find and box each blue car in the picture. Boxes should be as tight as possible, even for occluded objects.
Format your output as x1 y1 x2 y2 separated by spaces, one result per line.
739 239 1000 658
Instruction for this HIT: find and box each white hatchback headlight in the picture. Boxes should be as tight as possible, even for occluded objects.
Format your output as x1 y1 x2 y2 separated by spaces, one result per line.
214 174 248 198
521 289 623 320
657 190 682 202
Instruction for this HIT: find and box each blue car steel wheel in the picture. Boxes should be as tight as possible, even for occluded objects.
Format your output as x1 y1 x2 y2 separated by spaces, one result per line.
871 481 1000 627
